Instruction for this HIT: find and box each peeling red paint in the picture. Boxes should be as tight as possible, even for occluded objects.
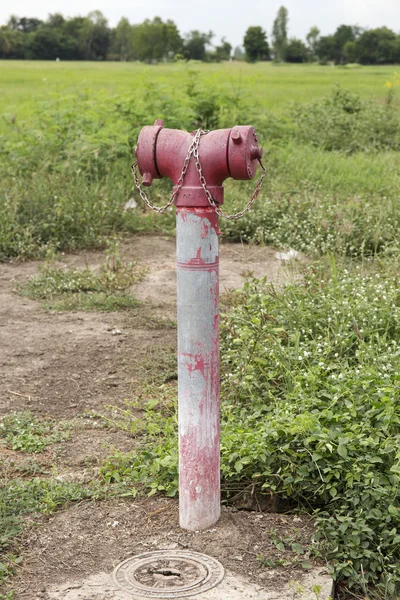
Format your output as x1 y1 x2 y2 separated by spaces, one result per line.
177 207 219 236
180 432 220 505
176 206 221 530
201 220 209 239
180 352 206 377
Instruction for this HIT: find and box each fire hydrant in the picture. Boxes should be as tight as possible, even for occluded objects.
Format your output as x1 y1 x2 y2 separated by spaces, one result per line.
133 120 265 531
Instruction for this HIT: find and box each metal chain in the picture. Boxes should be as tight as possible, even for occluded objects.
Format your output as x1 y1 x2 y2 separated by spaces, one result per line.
131 128 266 220
130 130 208 214
192 130 267 220
131 163 174 214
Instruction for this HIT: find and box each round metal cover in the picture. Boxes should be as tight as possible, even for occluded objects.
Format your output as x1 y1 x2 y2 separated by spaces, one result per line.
113 549 225 599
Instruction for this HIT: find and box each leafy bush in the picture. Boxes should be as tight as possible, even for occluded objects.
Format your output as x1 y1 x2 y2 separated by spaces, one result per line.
0 165 138 259
291 85 400 153
222 135 400 258
223 263 400 593
222 189 400 258
102 260 400 594
1 91 131 179
0 86 178 259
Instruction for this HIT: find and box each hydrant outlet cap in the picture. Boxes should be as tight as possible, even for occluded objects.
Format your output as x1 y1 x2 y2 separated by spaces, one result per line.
136 124 164 183
228 126 261 181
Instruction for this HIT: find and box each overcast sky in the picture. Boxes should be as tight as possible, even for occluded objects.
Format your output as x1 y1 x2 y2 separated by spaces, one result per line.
1 0 399 48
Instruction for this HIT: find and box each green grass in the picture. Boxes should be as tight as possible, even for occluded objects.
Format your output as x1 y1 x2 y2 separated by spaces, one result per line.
18 239 143 311
0 476 105 592
40 292 138 311
1 61 398 119
0 411 102 593
1 62 399 260
0 412 69 453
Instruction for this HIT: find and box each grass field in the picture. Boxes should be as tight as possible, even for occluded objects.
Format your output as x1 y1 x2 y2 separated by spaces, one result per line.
1 60 399 259
1 60 400 598
0 60 397 119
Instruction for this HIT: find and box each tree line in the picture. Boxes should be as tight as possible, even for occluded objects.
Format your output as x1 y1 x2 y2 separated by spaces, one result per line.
244 7 400 65
0 12 230 61
1 7 399 65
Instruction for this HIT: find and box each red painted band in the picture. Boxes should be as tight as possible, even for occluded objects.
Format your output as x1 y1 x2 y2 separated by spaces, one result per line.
176 207 216 214
177 261 219 271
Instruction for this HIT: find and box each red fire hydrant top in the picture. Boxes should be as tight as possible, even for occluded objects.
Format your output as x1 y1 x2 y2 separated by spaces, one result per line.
136 120 263 208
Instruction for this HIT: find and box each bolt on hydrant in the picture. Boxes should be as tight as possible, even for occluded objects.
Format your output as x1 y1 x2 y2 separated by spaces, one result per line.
132 120 265 531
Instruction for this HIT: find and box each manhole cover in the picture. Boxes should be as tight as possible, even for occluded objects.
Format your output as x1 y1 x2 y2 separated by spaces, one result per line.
113 550 225 599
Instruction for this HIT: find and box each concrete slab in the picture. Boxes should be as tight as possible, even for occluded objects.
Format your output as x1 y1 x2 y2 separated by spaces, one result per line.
47 567 333 600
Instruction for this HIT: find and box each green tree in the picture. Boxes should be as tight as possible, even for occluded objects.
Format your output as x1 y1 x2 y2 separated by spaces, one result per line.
86 11 110 60
63 16 91 59
165 20 183 57
25 27 71 60
286 38 309 63
392 38 400 63
333 24 356 63
0 26 25 58
47 13 65 29
343 40 357 63
243 26 270 62
7 15 42 33
316 35 336 63
356 27 399 64
272 6 289 61
1 12 119 60
213 38 232 61
112 17 133 61
183 30 213 61
306 26 320 61
132 17 182 62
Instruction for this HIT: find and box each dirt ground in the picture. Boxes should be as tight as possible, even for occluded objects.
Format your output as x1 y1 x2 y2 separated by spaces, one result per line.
14 499 326 599
0 235 300 420
0 235 332 599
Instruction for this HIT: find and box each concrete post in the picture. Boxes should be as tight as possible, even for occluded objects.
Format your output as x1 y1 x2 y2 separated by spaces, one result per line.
176 207 220 531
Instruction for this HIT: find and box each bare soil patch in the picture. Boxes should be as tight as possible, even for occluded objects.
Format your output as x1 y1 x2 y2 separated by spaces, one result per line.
13 497 325 600
0 234 300 420
125 235 300 319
